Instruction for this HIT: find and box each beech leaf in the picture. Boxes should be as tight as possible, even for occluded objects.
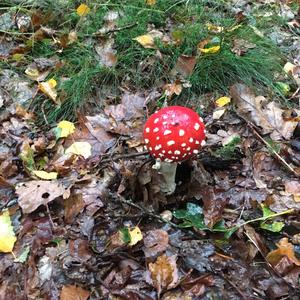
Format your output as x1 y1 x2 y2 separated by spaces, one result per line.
0 210 17 253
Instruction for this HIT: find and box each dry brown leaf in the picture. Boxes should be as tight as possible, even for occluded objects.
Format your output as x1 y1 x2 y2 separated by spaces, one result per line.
230 84 298 140
171 55 197 77
95 39 117 67
266 238 300 269
64 114 116 157
163 80 182 98
143 229 169 258
16 180 70 213
148 255 179 296
285 180 300 202
64 194 85 223
60 285 90 300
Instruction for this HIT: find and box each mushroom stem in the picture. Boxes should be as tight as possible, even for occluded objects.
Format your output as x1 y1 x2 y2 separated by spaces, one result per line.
154 161 178 195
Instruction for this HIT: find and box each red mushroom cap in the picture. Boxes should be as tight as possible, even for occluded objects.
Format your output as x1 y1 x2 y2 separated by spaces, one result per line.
143 106 206 162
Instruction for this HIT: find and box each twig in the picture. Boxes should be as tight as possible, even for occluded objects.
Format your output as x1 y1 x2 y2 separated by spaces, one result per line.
99 151 149 164
247 122 299 177
114 195 181 229
91 22 138 36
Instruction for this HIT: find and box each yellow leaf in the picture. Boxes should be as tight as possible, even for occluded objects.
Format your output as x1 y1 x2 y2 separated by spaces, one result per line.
199 45 220 54
38 78 57 102
128 226 143 246
0 211 17 253
56 120 75 138
146 0 156 5
32 170 58 180
215 96 231 107
207 23 224 33
76 4 90 17
134 34 155 49
65 142 92 159
25 67 40 81
283 62 296 74
12 53 24 61
133 30 163 49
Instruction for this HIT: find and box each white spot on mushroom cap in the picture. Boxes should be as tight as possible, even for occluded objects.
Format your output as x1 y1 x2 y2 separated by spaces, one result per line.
155 145 162 150
168 150 172 154
163 115 168 120
179 129 185 136
199 117 203 123
172 114 175 118
201 140 206 146
181 143 186 147
187 147 191 151
156 136 160 140
189 137 194 143
182 153 187 158
174 150 181 155
145 139 149 144
164 129 172 135
194 123 200 131
145 127 150 133
153 127 159 133
204 129 207 134
171 156 176 159
158 153 164 157
167 140 175 146
195 140 200 144
162 150 166 153
193 149 199 154
163 121 168 125
154 118 159 124
149 147 152 151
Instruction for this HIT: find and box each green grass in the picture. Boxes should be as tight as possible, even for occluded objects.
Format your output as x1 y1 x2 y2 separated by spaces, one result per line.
1 0 289 123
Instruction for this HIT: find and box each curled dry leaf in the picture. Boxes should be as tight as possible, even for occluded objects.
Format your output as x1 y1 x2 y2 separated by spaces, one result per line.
147 255 179 296
163 80 182 98
16 180 70 213
266 238 300 274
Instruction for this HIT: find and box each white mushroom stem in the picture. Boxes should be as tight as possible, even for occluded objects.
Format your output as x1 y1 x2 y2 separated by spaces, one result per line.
153 160 178 195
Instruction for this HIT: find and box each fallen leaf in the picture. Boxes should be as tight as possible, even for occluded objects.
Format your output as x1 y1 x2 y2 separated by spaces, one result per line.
215 96 231 107
230 84 298 140
164 81 182 98
128 226 143 246
64 194 85 223
266 238 300 271
171 55 197 77
212 108 226 119
16 180 69 213
95 38 117 67
146 0 156 5
32 170 58 180
148 255 179 296
76 4 90 17
181 273 214 297
198 39 220 54
285 180 300 202
60 285 90 300
0 210 17 253
143 229 169 258
65 142 92 159
56 120 76 138
133 30 163 49
38 78 57 102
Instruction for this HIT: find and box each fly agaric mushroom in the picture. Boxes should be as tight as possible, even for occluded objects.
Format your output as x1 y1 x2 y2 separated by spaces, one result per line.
143 106 206 194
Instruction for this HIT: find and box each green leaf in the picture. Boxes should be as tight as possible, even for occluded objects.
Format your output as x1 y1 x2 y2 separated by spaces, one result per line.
260 221 284 232
224 226 238 239
119 228 131 244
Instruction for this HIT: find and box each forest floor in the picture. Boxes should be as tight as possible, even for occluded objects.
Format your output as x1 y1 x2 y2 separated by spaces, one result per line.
0 1 300 299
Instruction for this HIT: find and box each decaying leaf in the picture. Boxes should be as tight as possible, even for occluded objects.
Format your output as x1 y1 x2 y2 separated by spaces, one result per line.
128 226 143 246
38 78 57 102
0 210 17 253
163 81 182 98
146 0 156 6
32 170 58 180
65 142 92 159
285 181 300 202
230 83 298 140
16 180 70 213
198 38 220 54
171 55 197 77
143 229 169 258
60 285 90 300
148 255 179 296
266 238 300 271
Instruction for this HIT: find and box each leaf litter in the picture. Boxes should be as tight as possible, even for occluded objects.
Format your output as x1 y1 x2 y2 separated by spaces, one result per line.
0 1 300 299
